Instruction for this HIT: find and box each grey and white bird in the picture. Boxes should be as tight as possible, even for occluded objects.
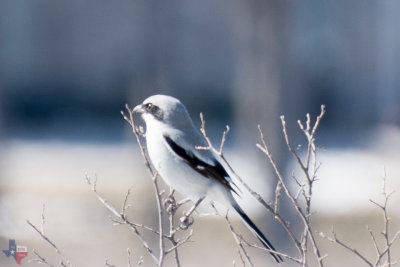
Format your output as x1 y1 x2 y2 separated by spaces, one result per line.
133 94 283 263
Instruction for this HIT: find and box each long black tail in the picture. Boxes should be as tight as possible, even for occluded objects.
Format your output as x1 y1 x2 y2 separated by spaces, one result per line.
233 203 283 263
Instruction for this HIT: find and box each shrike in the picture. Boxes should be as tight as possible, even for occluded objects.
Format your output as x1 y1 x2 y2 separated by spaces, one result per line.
134 94 282 263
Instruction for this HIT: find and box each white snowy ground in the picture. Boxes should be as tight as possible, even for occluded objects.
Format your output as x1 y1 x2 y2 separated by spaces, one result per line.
309 126 400 214
0 125 399 266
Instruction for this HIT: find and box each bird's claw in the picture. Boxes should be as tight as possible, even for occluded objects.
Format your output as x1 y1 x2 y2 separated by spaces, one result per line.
163 195 177 215
179 215 194 230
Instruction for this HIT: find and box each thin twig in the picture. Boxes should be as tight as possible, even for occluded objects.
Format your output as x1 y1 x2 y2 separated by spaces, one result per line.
86 174 159 263
27 205 74 267
150 173 165 266
127 248 133 267
321 169 399 267
367 226 382 264
121 105 154 177
320 230 373 267
257 125 305 253
28 250 55 267
224 211 255 267
165 230 194 253
257 105 326 267
198 113 302 255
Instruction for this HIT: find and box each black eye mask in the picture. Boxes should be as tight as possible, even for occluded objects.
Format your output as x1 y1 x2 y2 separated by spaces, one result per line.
144 103 164 120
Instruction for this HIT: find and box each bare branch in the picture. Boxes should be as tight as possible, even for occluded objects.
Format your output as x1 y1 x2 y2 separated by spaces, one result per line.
257 105 327 266
321 169 399 267
281 116 308 175
165 230 194 253
224 211 255 267
127 248 133 267
199 112 303 256
121 105 154 177
28 250 56 267
320 230 373 267
274 181 282 215
150 173 165 266
27 206 74 267
367 226 382 262
219 125 230 155
85 174 159 263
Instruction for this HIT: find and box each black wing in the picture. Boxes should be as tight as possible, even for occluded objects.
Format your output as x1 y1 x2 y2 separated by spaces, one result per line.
163 134 238 194
164 135 281 262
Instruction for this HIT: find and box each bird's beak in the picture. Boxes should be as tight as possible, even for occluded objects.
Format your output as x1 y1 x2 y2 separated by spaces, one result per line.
133 104 144 114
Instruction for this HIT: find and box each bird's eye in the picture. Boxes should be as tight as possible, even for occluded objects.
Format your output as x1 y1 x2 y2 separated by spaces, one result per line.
143 102 163 120
144 103 153 111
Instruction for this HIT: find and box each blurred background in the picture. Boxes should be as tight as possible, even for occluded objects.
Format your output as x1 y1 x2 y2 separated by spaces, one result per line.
1 0 400 266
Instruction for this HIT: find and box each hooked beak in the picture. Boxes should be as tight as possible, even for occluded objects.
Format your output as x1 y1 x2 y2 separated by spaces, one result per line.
133 104 144 114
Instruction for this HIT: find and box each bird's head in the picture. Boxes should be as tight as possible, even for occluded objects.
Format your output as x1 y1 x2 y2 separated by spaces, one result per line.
133 95 194 129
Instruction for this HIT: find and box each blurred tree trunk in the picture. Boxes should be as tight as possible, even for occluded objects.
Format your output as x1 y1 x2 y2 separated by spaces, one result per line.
376 0 400 125
228 0 295 248
229 0 288 163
